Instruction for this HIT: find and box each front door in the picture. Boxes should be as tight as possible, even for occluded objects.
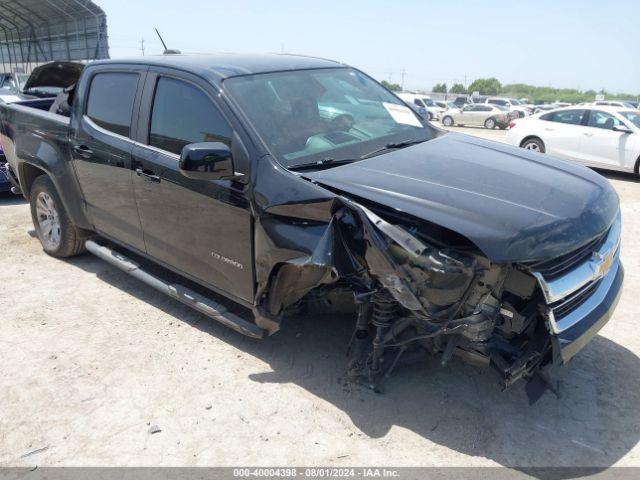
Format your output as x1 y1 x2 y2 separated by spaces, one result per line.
459 105 477 125
578 110 635 169
71 68 146 251
131 72 254 304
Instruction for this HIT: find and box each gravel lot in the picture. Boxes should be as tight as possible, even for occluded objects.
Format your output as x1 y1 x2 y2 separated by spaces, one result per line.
1 127 639 470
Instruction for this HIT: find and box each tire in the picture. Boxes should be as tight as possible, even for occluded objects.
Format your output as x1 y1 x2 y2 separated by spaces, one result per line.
484 118 496 129
427 112 433 121
521 137 546 154
442 116 454 127
29 175 87 258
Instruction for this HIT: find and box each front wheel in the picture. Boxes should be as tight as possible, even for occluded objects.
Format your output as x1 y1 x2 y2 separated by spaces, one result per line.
484 118 496 129
521 137 546 153
442 116 454 127
29 175 88 258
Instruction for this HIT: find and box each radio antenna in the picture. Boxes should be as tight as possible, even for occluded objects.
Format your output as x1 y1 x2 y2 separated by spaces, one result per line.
155 28 181 55
155 28 168 51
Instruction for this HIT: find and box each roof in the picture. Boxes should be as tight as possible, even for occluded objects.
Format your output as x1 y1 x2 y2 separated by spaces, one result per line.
89 52 345 84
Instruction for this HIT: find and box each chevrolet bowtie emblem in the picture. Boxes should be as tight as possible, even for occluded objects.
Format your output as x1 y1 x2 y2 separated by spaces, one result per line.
592 250 615 279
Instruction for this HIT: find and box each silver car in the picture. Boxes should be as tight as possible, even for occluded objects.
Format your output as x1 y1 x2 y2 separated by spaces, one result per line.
441 104 512 129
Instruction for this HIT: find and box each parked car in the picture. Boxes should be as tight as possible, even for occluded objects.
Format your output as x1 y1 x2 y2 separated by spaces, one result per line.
435 100 457 110
396 92 445 121
1 54 623 401
0 162 13 194
593 100 637 109
452 95 471 108
506 106 640 176
485 97 532 117
0 72 29 95
533 104 559 114
441 103 512 129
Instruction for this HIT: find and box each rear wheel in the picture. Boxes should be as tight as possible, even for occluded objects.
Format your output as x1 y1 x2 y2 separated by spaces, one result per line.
521 137 546 153
442 116 454 127
29 175 88 258
484 118 496 129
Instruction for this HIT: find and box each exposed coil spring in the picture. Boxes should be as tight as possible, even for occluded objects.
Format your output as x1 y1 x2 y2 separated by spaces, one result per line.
371 291 398 327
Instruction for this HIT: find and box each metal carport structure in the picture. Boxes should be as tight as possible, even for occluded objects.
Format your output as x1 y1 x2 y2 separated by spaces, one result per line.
0 0 109 74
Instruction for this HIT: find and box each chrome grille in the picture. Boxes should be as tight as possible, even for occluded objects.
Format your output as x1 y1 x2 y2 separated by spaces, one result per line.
524 232 608 280
549 278 602 320
527 213 621 333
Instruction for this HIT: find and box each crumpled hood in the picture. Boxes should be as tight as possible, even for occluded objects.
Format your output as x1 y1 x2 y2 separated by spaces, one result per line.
23 61 84 91
304 133 620 263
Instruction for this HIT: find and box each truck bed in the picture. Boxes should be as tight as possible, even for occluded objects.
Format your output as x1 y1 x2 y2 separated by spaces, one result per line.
0 97 70 168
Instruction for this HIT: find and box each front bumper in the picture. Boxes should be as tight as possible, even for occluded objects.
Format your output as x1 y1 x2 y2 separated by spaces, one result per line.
552 260 623 364
530 213 624 365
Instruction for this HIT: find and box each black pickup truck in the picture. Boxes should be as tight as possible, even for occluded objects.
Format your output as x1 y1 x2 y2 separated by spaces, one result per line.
1 54 623 400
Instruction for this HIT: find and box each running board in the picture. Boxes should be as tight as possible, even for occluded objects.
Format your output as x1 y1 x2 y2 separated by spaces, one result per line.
85 240 265 339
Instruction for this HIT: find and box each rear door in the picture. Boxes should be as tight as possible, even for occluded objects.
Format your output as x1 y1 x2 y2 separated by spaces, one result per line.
577 109 636 169
131 69 254 304
70 66 147 251
537 109 586 160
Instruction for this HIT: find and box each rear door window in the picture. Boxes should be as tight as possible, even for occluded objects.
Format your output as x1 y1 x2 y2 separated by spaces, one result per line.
149 76 233 155
540 109 586 125
86 72 139 137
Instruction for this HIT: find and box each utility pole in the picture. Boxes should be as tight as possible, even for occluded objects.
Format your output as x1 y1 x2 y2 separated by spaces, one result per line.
401 68 406 90
140 38 145 56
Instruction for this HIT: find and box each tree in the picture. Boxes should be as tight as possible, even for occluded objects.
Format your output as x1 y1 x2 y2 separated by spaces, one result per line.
432 83 447 93
381 80 402 92
449 83 467 94
467 78 502 96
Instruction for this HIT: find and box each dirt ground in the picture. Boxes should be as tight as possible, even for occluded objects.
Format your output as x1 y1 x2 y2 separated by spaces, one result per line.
1 128 639 470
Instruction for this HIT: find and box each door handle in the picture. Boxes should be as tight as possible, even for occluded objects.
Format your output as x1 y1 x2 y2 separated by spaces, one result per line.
544 128 554 131
73 144 93 158
135 167 161 183
583 132 594 137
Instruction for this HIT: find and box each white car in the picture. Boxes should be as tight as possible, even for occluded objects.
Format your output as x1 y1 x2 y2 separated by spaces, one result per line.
441 103 512 129
592 100 638 109
435 100 457 110
506 106 640 176
485 97 532 118
396 92 445 121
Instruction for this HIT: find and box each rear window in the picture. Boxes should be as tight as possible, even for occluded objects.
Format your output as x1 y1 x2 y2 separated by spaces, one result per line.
540 109 586 125
86 72 138 137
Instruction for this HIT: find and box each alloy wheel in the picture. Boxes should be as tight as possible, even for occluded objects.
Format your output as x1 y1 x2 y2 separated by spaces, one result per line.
35 191 62 250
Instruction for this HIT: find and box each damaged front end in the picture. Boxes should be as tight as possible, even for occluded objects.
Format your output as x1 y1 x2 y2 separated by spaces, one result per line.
254 182 623 402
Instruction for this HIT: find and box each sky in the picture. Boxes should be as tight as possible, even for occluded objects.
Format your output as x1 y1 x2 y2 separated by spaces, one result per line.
99 0 640 94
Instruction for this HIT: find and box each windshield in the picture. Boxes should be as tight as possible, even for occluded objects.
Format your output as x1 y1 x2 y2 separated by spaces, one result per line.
422 98 436 107
620 111 640 128
224 68 431 168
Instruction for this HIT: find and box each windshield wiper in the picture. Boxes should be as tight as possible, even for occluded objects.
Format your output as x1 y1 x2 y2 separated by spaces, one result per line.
360 138 426 159
289 157 358 171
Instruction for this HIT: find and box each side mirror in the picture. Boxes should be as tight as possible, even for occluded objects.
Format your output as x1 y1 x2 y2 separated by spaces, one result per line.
612 125 633 134
179 142 239 180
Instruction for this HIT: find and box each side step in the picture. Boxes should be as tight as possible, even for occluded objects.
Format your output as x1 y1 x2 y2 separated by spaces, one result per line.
85 240 265 339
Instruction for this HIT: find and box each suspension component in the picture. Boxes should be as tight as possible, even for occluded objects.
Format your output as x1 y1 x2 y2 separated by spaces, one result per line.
369 290 398 376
